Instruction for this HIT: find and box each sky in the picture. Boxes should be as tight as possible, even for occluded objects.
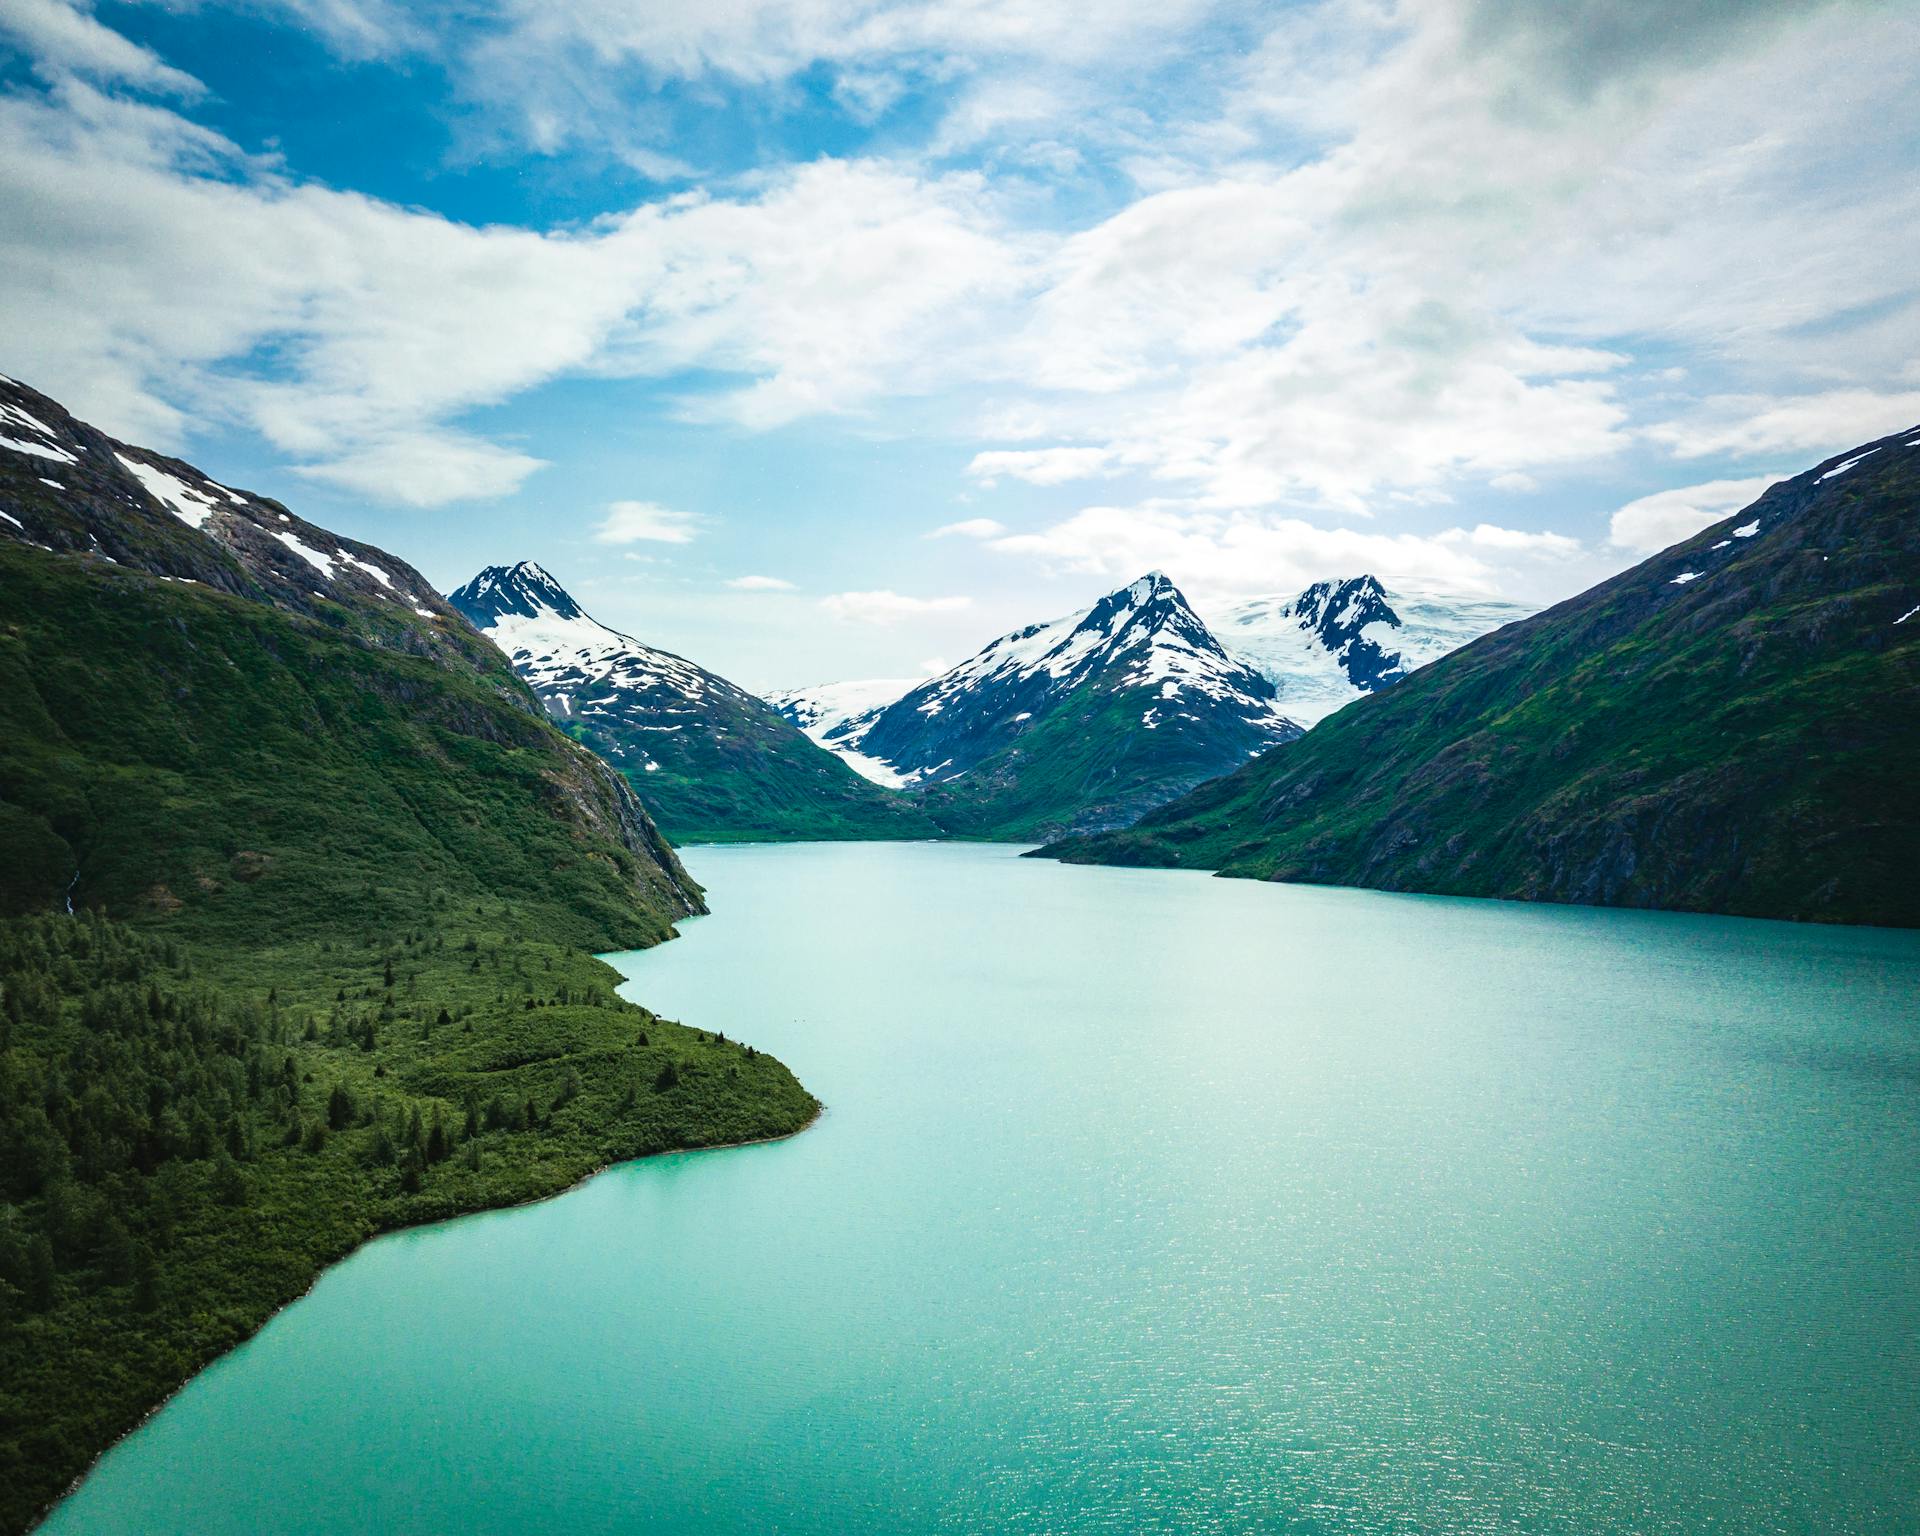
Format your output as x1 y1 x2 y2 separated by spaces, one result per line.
1 0 1917 690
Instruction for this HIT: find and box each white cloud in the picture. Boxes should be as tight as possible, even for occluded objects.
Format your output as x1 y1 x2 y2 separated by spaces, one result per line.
725 573 796 590
1608 477 1778 554
0 77 1027 504
594 501 704 544
236 0 422 60
4 0 1918 553
0 0 204 96
926 517 1006 539
966 446 1116 486
1645 391 1920 461
293 431 546 505
1435 524 1581 557
984 501 1579 603
821 589 973 623
469 0 1224 148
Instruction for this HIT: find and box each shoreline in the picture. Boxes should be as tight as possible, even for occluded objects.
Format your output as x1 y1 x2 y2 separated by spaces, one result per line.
32 1101 824 1532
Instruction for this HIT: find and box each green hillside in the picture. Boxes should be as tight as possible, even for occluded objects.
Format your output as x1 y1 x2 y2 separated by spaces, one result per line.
1044 429 1920 927
0 385 818 1533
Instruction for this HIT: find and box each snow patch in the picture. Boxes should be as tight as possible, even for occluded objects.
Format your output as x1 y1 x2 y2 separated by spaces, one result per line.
1820 448 1880 481
344 554 397 591
1897 604 1919 626
1731 521 1760 538
1670 571 1702 584
273 530 338 579
1 433 77 464
0 510 22 530
116 453 222 529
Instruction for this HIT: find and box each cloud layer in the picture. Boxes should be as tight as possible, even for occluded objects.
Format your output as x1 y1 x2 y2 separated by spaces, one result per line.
0 0 1913 626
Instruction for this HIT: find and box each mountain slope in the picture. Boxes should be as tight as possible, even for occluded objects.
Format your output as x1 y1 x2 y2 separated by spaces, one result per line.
448 563 936 843
0 378 816 1532
1212 577 1532 725
801 573 1302 839
1044 428 1920 927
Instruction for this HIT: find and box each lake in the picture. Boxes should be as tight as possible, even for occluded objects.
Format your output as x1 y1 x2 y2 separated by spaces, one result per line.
38 843 1920 1534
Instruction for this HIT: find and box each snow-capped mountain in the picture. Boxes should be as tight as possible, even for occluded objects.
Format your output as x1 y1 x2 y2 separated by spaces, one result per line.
778 572 1301 838
448 561 720 749
0 374 464 642
447 563 933 842
1210 576 1533 726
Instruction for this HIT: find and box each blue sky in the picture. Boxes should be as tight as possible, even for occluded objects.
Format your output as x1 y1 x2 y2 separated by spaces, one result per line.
2 0 1917 689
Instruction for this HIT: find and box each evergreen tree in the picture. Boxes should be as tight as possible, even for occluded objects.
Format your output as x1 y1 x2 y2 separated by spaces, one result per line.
327 1083 356 1131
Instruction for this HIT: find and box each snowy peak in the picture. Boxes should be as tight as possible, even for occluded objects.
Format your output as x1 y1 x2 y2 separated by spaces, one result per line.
932 570 1244 704
447 561 585 625
1291 575 1399 644
818 572 1298 790
1213 575 1532 726
445 561 723 729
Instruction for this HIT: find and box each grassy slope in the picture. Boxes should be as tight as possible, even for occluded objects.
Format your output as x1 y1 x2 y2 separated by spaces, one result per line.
1045 434 1920 926
913 686 1272 842
560 700 939 845
0 548 817 1532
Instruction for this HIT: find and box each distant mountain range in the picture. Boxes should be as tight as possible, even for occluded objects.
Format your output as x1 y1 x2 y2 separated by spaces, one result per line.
446 562 933 843
776 572 1301 839
1210 577 1533 725
1044 426 1920 927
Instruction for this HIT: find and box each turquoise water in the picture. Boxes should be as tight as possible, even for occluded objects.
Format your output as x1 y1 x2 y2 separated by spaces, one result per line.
40 843 1920 1534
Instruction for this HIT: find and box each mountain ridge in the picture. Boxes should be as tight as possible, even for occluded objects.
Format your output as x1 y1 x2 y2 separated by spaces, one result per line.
447 561 937 843
776 571 1303 839
1041 425 1920 927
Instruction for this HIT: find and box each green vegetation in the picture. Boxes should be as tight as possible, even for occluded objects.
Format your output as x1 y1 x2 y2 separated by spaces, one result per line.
561 712 939 845
0 543 817 1532
0 912 810 1535
1045 435 1920 927
909 685 1268 843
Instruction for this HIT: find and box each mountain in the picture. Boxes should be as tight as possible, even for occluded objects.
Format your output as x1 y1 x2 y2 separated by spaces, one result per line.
1043 427 1920 927
783 573 1302 839
446 563 935 843
0 377 816 1532
1210 576 1533 726
767 677 926 787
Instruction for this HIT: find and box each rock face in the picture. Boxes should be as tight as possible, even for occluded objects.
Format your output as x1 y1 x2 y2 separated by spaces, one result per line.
0 376 490 664
447 562 935 843
777 572 1302 839
0 376 704 932
1044 427 1920 928
1212 577 1533 726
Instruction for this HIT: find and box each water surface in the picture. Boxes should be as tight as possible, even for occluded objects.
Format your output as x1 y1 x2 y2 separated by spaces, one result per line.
42 844 1920 1534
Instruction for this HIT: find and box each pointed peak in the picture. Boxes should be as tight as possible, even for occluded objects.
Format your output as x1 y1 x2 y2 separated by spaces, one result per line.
447 560 585 626
1108 570 1186 610
1288 574 1400 636
1080 571 1197 631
